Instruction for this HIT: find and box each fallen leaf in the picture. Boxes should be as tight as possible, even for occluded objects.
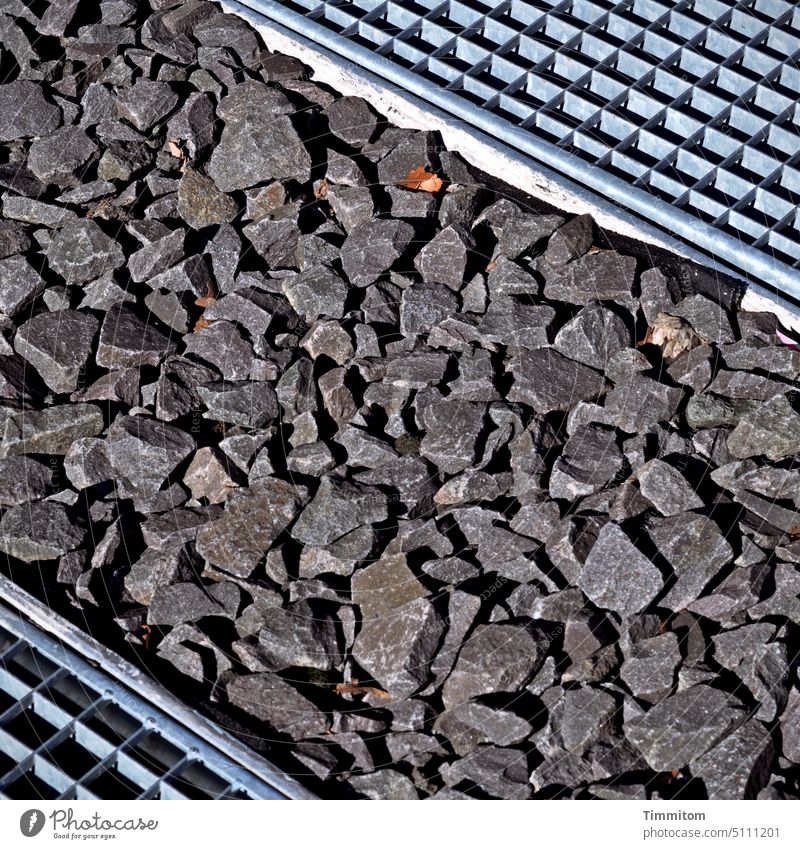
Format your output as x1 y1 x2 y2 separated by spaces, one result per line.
648 312 704 359
485 259 497 273
334 680 391 700
193 315 213 332
195 296 216 308
397 166 443 193
167 138 189 172
314 179 329 200
138 624 152 651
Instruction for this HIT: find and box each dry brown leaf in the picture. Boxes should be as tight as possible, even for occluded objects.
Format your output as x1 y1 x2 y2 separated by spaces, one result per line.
314 179 329 200
485 259 498 273
193 315 212 332
648 312 703 359
138 624 152 651
397 166 443 193
195 295 216 308
334 680 391 700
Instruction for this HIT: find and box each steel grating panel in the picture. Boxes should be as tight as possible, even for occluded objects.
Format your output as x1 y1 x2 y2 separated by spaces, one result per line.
0 607 294 800
233 0 800 300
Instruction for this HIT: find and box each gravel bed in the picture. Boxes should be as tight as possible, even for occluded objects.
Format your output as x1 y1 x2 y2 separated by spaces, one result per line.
1 0 799 801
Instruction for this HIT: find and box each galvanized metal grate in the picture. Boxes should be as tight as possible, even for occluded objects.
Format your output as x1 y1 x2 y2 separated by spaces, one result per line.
0 609 290 800
234 0 800 299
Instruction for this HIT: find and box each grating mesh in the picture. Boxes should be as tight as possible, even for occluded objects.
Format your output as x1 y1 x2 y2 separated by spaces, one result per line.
238 0 800 295
0 615 288 800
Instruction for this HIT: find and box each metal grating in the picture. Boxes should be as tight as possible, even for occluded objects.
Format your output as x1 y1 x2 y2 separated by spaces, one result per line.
234 0 800 300
0 608 291 800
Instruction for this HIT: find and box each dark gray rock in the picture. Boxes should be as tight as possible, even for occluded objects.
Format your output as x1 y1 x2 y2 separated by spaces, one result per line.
14 310 99 393
559 687 618 754
177 167 237 229
226 672 329 738
636 459 703 516
0 255 45 316
543 214 594 265
198 380 279 429
577 523 663 615
727 394 800 462
0 222 30 259
0 456 53 506
292 477 388 546
553 303 631 370
63 437 114 490
47 219 125 284
27 126 97 189
281 266 348 321
106 415 194 494
668 294 735 344
685 393 757 430
195 480 307 577
325 96 378 146
414 225 471 290
549 425 623 501
603 375 682 433
2 196 77 228
128 228 185 282
620 632 680 702
251 600 340 671
626 684 747 771
542 251 636 305
691 718 775 799
97 303 176 368
400 282 459 338
148 581 239 626
476 296 557 349
207 83 311 191
353 596 445 698
116 79 178 130
341 219 414 287
648 515 733 610
442 623 547 709
0 81 61 140
0 501 84 562
419 398 485 474
434 701 533 755
184 321 255 381
440 745 532 799
508 348 607 413
0 403 104 457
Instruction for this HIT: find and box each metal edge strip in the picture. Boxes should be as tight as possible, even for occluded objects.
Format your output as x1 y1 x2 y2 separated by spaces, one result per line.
228 0 800 312
0 575 317 800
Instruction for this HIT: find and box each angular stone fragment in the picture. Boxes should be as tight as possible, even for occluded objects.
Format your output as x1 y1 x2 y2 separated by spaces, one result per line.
544 214 594 265
621 632 680 702
97 303 176 369
434 701 533 755
476 296 557 349
27 126 97 189
128 228 184 282
553 303 631 370
325 96 378 146
420 398 485 474
227 672 329 738
353 595 445 698
341 219 414 287
668 294 735 344
0 81 61 140
0 502 84 562
400 282 458 338
184 446 242 504
636 459 703 517
577 523 663 616
148 581 241 626
63 437 113 490
0 456 53 506
282 266 348 321
196 480 307 577
0 255 45 317
116 79 178 130
508 348 607 413
603 376 682 433
184 321 254 380
691 719 774 800
0 403 104 457
293 477 388 546
549 425 623 501
414 225 471 290
559 687 618 754
253 600 341 671
177 167 237 229
542 251 636 304
198 380 278 429
442 623 547 708
440 745 532 799
47 219 125 284
208 84 311 190
14 310 99 394
727 395 800 462
626 684 747 771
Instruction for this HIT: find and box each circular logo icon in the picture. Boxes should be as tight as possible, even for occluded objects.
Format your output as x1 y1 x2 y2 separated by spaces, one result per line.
20 810 45 837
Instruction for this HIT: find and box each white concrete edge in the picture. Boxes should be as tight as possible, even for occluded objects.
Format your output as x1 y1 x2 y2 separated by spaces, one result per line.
223 2 800 337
